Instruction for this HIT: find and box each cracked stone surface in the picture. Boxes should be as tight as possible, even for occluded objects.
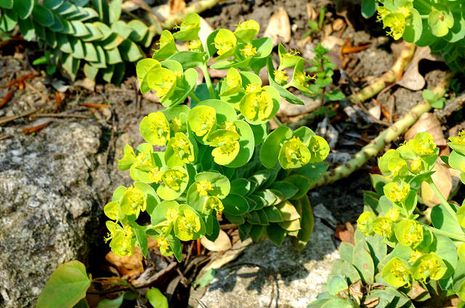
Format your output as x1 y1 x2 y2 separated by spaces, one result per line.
197 205 339 308
0 122 101 307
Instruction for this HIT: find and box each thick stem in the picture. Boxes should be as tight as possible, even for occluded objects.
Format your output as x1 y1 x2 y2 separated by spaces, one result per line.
201 64 216 98
428 181 457 218
349 42 416 105
309 73 452 189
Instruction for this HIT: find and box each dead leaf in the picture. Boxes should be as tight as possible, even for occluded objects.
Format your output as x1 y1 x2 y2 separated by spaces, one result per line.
169 0 185 14
0 91 14 109
306 3 318 20
397 47 438 91
200 230 232 252
74 78 95 91
335 222 355 244
405 113 447 146
421 161 452 207
105 248 144 278
368 105 381 120
199 17 214 48
22 118 54 134
321 35 344 51
264 7 291 46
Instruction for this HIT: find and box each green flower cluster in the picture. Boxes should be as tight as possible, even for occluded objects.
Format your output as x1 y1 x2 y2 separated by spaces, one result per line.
312 132 465 307
104 14 337 261
362 0 465 71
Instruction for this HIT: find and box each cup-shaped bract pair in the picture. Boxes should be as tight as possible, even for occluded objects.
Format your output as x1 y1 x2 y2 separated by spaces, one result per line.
260 126 330 170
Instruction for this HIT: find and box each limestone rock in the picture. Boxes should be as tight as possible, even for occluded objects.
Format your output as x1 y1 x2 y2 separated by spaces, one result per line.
0 122 101 307
197 209 339 307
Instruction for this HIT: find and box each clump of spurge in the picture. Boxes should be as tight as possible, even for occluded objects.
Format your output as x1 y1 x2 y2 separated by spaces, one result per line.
312 132 465 307
103 13 339 261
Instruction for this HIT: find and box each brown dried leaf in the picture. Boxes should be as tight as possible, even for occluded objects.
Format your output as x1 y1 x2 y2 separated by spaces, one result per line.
169 0 185 14
264 7 291 46
397 47 438 91
200 230 232 252
105 248 144 278
405 113 447 146
22 118 54 134
335 222 355 244
421 161 452 207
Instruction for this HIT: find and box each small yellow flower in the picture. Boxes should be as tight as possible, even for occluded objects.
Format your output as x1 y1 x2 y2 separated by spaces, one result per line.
382 257 411 288
120 186 146 216
408 158 423 174
450 131 465 146
357 211 377 235
196 180 213 196
409 132 436 156
373 217 393 238
240 43 257 58
171 116 184 133
205 196 224 214
245 83 261 94
395 219 424 247
106 222 134 256
175 208 202 241
240 87 275 123
187 39 202 51
214 29 237 56
157 236 172 256
274 70 289 85
412 253 447 281
385 207 401 222
384 181 410 203
162 169 186 192
279 136 311 169
169 132 194 164
139 112 171 146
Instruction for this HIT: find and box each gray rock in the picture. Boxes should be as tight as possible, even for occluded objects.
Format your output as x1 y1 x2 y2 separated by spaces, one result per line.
197 212 339 308
0 122 101 307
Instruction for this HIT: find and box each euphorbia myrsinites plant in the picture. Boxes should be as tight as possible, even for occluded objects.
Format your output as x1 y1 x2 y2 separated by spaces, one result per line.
103 13 341 261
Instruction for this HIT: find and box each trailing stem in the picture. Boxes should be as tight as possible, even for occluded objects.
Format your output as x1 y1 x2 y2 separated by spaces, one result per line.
310 73 453 189
349 42 416 104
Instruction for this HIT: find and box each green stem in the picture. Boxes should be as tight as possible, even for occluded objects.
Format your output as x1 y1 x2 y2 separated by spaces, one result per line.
429 226 465 242
201 64 216 99
428 180 457 218
190 91 201 104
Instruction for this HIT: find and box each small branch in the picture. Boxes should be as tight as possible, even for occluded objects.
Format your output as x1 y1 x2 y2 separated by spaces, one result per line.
310 73 452 189
349 42 416 105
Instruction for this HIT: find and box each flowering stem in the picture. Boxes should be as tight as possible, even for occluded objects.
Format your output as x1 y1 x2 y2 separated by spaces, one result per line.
201 64 216 98
428 180 457 218
429 226 465 242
